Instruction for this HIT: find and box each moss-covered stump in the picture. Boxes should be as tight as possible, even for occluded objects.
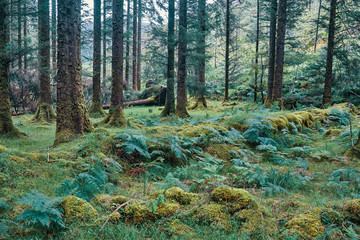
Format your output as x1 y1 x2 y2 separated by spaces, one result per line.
169 219 194 238
88 102 106 118
211 186 259 213
32 103 56 123
284 209 325 239
150 187 198 205
342 199 360 224
61 196 98 223
193 203 231 230
96 107 126 128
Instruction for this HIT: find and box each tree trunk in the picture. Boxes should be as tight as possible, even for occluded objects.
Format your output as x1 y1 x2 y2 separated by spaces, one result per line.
23 1 27 70
265 0 277 107
136 0 142 91
33 0 55 123
0 0 21 137
103 0 107 81
17 0 22 70
176 0 190 118
125 0 130 89
51 0 56 76
160 0 175 116
322 0 337 106
89 0 105 117
132 0 138 91
254 0 260 102
99 0 126 127
55 0 93 145
224 0 230 102
314 0 321 52
272 0 287 109
190 0 207 109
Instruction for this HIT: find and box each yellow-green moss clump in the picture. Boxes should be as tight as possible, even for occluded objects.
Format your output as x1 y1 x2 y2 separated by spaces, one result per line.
323 128 342 137
235 209 265 233
151 187 198 205
61 196 98 223
94 194 112 209
194 203 231 229
211 186 258 213
319 208 344 225
342 199 360 223
157 203 181 218
169 219 194 237
123 201 153 223
110 195 129 207
0 145 5 153
206 144 239 161
284 211 325 238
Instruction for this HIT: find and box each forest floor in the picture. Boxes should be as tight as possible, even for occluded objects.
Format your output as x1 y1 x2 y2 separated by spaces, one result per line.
1 100 360 239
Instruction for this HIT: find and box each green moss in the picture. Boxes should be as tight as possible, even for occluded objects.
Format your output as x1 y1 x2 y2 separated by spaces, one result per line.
32 103 56 123
94 194 112 209
269 117 289 131
157 203 181 217
61 196 98 223
211 186 258 212
0 145 6 153
234 209 269 233
96 107 126 128
323 128 342 137
151 187 198 205
319 208 344 225
169 219 194 237
194 203 231 229
123 201 153 223
110 195 129 208
342 199 360 223
206 144 239 161
284 210 325 238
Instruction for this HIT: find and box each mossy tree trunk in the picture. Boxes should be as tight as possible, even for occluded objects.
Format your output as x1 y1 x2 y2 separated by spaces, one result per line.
51 0 56 75
99 0 126 127
132 0 138 91
224 0 230 102
125 0 130 89
88 0 105 117
265 0 277 107
190 0 207 110
102 0 107 82
0 0 21 137
136 0 142 91
272 0 287 110
17 0 22 70
322 0 337 106
254 0 260 103
176 0 190 118
33 0 56 123
160 0 175 117
54 0 93 145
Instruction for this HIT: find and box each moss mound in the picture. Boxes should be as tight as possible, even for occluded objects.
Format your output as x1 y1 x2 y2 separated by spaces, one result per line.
61 196 98 223
284 210 325 238
342 199 360 224
151 187 198 205
169 219 194 237
194 203 231 229
205 144 239 161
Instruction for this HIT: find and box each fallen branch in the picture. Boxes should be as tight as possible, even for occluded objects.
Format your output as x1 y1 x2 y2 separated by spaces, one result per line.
99 200 132 231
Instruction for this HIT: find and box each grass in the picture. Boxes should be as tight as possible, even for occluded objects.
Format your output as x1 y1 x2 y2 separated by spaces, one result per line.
1 100 360 239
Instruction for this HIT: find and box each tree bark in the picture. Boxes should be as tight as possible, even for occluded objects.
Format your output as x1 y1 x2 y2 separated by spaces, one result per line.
125 0 130 89
23 1 27 70
99 0 126 127
103 0 107 82
176 0 190 118
224 0 230 102
314 0 321 52
17 0 22 70
0 0 21 137
89 0 105 117
254 0 260 102
160 0 175 117
51 0 56 76
55 0 93 145
132 0 138 91
265 0 277 107
33 0 55 123
322 0 337 106
190 0 207 109
272 0 287 109
136 0 142 91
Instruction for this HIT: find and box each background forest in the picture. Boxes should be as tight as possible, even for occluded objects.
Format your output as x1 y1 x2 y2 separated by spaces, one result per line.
0 0 360 239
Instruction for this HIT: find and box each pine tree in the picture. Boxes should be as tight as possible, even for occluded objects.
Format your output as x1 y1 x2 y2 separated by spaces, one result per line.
272 0 287 109
54 0 93 144
88 0 106 117
33 0 56 123
160 0 176 117
99 0 126 127
322 0 337 106
0 0 21 137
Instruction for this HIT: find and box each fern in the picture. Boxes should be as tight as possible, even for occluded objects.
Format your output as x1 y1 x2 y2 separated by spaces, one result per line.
113 132 150 159
0 198 9 210
328 109 351 126
15 191 64 231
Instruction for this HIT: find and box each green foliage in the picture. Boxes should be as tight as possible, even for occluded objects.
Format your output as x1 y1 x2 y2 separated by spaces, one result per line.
57 157 120 201
114 131 151 159
328 109 351 126
15 191 64 231
243 117 277 147
0 198 8 210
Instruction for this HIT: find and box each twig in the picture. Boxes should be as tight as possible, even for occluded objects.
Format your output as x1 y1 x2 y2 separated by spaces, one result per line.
99 200 132 231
